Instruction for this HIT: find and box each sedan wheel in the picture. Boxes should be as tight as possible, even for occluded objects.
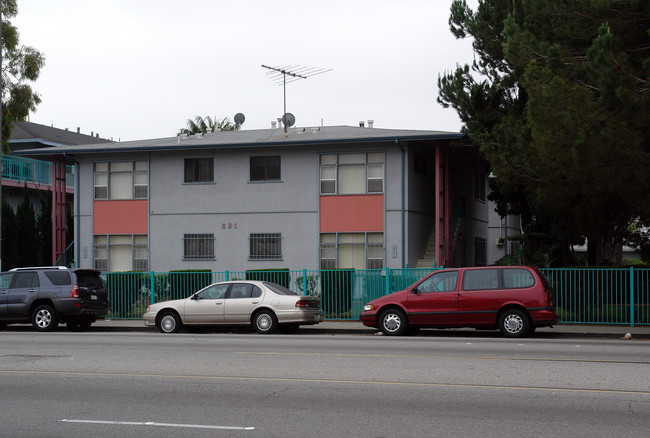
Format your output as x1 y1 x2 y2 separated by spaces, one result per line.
379 308 408 336
254 310 278 334
159 312 182 334
32 304 58 332
498 309 531 338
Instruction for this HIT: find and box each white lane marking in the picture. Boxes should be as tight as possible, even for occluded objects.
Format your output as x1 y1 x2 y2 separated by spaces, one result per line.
60 419 254 430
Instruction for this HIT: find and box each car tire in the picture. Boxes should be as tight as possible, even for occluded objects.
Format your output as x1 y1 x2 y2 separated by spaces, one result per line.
66 320 93 332
379 308 408 336
279 324 300 334
253 310 278 334
158 311 182 334
32 304 58 332
498 309 531 338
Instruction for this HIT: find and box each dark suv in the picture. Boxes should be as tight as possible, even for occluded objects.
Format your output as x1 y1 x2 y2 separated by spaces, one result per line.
0 266 110 332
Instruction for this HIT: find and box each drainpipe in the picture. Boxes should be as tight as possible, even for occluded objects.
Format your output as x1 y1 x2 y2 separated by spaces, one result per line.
396 139 405 268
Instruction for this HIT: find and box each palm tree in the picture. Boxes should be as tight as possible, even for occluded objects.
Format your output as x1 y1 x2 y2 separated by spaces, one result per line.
178 116 235 135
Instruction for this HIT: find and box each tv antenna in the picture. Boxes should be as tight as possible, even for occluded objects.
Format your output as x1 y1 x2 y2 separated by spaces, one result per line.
262 64 332 137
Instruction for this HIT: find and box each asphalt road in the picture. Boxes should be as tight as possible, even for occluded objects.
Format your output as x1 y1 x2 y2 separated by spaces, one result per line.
1 331 649 437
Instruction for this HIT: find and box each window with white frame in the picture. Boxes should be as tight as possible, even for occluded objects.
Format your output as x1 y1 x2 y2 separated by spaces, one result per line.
94 161 148 200
184 158 214 183
319 232 384 269
250 156 281 181
249 233 282 260
183 233 215 260
320 152 384 195
93 235 149 271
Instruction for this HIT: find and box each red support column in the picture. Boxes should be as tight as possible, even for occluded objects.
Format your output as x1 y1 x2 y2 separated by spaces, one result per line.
52 156 67 265
435 141 452 267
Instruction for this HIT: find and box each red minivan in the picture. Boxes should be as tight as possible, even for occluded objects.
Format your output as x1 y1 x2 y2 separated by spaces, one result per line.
360 266 558 337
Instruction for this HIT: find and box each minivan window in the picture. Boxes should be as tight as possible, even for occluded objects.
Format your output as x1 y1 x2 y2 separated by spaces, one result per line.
44 271 72 286
503 268 535 289
462 269 499 291
417 271 458 293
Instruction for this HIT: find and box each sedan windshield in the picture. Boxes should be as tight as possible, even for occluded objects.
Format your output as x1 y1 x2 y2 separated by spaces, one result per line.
263 282 298 296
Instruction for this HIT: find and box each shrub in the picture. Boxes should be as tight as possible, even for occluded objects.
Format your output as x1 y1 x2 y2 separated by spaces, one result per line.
245 269 291 288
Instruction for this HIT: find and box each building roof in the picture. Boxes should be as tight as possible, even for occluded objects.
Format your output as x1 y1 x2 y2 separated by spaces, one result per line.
10 121 113 147
16 125 464 158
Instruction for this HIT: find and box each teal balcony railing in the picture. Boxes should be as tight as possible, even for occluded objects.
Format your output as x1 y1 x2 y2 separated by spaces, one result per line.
2 154 75 188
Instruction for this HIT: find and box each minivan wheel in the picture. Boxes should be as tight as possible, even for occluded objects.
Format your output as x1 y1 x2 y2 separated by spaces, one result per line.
498 309 530 338
159 312 181 333
379 308 408 336
253 310 278 334
32 304 58 332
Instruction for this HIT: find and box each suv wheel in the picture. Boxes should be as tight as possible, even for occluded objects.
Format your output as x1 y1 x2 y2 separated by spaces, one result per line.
379 308 408 336
498 309 531 338
32 304 58 332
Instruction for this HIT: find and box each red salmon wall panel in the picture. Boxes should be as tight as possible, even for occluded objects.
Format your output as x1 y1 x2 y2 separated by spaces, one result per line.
93 200 148 234
320 195 383 232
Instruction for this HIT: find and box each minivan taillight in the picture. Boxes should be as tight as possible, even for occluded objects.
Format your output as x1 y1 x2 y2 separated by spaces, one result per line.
69 285 79 299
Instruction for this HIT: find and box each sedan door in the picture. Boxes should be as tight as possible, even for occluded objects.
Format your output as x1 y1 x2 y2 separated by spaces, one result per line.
405 270 459 325
224 283 264 323
183 283 229 324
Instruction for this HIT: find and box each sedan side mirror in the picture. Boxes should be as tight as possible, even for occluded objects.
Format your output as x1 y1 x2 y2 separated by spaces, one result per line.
411 287 420 294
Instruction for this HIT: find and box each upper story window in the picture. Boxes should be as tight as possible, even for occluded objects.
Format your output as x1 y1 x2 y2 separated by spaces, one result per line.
250 156 281 182
94 161 148 200
184 158 214 183
320 152 384 195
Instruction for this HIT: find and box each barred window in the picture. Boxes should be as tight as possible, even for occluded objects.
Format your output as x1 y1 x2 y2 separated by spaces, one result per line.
184 158 214 183
249 233 282 260
250 156 281 181
183 234 215 260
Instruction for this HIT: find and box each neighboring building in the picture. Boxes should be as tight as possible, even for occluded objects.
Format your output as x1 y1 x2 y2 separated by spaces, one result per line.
3 121 113 264
18 124 494 272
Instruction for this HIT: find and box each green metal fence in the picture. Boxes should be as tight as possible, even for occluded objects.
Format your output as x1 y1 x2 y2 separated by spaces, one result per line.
102 267 649 326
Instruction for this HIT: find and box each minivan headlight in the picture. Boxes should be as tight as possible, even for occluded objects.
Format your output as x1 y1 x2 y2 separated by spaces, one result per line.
364 304 375 311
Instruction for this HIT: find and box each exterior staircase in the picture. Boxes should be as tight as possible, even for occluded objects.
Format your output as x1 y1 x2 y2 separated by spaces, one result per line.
415 228 437 269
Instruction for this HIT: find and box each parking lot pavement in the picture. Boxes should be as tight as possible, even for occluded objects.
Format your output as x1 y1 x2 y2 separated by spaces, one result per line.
88 319 650 340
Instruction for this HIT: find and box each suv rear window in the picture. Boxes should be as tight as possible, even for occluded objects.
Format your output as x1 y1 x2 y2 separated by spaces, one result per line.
75 272 105 289
44 271 72 286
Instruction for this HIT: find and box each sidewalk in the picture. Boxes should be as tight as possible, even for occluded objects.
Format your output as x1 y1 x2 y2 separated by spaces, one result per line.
93 319 650 340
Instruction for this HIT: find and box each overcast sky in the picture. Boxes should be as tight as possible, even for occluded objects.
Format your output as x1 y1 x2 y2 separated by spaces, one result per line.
13 0 477 142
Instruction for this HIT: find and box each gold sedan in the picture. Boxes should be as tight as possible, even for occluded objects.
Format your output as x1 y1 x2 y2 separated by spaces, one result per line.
143 281 322 334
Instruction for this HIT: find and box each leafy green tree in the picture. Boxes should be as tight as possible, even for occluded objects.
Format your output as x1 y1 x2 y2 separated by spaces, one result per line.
1 0 45 153
439 0 650 266
178 115 235 136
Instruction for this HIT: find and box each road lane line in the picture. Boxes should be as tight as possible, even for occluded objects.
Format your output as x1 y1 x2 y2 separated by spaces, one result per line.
59 419 254 430
233 351 650 365
2 369 649 396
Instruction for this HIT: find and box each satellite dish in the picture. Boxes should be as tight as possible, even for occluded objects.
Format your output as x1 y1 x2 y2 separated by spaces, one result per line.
234 113 245 125
282 113 295 128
